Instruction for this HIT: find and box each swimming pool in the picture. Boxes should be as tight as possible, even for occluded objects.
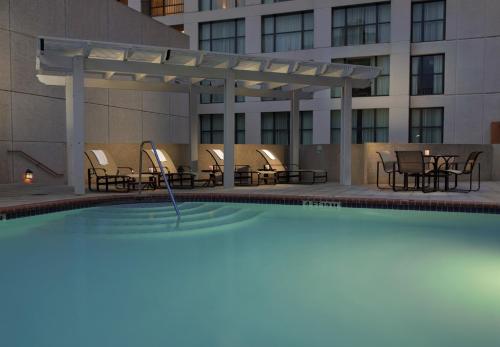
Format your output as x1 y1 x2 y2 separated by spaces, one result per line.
1 202 500 347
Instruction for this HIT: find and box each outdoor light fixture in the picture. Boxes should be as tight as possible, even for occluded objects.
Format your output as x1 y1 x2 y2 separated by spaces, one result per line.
23 169 33 184
424 149 430 156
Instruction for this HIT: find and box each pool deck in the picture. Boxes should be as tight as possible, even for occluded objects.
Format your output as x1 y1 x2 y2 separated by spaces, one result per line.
1 181 500 218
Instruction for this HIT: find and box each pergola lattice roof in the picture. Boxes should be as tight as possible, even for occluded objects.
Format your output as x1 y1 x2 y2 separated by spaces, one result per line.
36 36 380 98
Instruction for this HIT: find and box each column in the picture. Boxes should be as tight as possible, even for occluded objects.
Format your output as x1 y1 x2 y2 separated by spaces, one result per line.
223 71 235 188
340 78 352 186
188 87 199 172
290 90 300 167
65 56 85 195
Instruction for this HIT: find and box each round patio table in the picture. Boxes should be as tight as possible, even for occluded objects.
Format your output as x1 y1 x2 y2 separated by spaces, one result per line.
424 154 459 191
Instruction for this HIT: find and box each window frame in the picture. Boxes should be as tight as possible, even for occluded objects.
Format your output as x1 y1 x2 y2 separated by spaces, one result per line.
199 18 245 54
200 114 224 144
330 109 389 144
410 53 445 96
409 107 444 144
331 2 391 47
199 0 245 11
261 11 314 53
261 112 290 145
411 0 446 43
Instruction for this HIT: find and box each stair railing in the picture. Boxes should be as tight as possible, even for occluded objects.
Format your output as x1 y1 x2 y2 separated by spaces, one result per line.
139 141 180 218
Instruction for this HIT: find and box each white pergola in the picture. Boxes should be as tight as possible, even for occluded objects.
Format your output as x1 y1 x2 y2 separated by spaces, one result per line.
36 36 380 195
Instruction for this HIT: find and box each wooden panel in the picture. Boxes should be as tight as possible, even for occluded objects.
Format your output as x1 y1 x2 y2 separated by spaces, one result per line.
491 122 500 144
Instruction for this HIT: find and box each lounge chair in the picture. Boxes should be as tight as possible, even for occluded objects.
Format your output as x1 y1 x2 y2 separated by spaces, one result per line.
394 150 435 192
206 149 256 186
376 151 398 189
256 149 327 184
144 148 195 189
85 149 155 192
444 151 482 192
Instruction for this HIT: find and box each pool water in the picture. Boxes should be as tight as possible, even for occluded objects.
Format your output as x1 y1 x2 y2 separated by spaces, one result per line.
1 202 500 347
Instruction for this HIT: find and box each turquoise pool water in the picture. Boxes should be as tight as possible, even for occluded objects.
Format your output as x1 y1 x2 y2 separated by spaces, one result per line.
1 202 500 347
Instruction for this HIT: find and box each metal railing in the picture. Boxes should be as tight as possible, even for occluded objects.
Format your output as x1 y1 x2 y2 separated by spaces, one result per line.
139 141 180 218
8 150 64 177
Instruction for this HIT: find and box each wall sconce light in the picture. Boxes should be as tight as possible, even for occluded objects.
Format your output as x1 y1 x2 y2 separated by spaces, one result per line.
24 169 33 184
424 149 430 156
316 145 323 155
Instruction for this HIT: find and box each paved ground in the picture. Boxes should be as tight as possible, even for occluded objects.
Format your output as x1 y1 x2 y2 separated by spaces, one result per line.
1 181 499 209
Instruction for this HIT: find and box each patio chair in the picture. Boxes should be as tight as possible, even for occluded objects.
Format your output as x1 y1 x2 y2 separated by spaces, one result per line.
376 151 398 189
85 149 155 192
206 149 255 186
394 151 435 192
256 149 327 184
144 148 195 189
444 151 482 192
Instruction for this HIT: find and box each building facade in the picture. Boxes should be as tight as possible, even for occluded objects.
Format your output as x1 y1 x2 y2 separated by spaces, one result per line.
130 0 500 146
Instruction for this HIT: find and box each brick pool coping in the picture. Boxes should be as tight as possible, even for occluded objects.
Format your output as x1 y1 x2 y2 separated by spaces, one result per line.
1 192 500 220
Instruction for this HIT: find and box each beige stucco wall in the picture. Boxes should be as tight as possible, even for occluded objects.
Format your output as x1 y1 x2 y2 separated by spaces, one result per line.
0 0 189 185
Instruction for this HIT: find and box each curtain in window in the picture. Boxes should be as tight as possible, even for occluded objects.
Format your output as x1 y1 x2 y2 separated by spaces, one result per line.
375 109 389 142
300 111 313 145
330 110 341 144
377 4 391 43
274 14 302 52
261 113 274 144
424 2 444 41
433 55 444 93
235 114 245 144
275 112 289 145
375 56 390 95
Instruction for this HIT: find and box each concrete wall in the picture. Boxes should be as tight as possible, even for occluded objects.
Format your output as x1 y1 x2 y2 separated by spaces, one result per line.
301 143 494 185
147 0 500 147
0 0 189 185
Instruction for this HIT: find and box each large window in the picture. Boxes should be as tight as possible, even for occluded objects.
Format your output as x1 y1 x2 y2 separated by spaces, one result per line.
200 114 246 144
262 11 314 53
411 54 444 95
300 111 313 145
332 56 390 97
331 109 389 144
199 0 245 11
412 1 445 42
200 114 224 144
409 108 444 143
199 19 245 104
235 113 245 144
199 19 245 54
332 3 390 47
261 112 290 144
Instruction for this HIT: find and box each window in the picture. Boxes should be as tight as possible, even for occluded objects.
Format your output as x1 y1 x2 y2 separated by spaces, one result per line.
200 114 224 144
199 0 245 11
332 56 390 97
149 0 184 16
332 3 390 47
262 11 314 53
261 112 290 144
199 19 245 54
235 113 245 144
200 114 246 144
411 54 444 95
331 109 389 144
412 1 445 42
300 111 313 145
409 108 443 143
199 19 245 103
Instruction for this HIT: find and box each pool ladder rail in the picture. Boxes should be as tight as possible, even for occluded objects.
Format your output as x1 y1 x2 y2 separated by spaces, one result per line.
138 141 181 219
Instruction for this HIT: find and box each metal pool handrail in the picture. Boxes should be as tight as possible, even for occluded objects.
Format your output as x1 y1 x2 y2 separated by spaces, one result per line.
139 141 180 218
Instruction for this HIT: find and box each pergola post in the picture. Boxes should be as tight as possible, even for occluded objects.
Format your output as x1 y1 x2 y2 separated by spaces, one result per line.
188 87 199 172
290 90 300 167
223 71 235 188
65 56 85 195
340 78 352 186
